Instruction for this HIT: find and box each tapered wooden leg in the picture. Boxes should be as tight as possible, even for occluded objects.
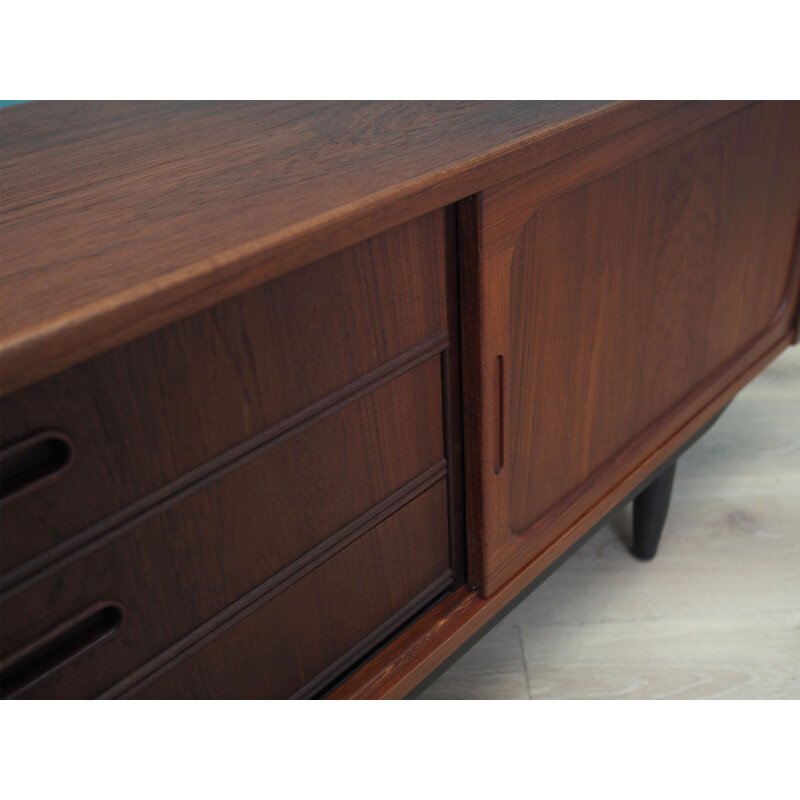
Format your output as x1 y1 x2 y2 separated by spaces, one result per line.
632 462 677 560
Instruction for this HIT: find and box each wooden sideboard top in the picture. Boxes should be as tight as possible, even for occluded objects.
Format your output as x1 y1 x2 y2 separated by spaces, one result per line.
0 100 690 394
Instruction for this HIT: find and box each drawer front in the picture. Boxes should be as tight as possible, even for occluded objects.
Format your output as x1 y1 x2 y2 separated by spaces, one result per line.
464 101 800 595
127 482 451 699
0 359 445 699
0 210 447 579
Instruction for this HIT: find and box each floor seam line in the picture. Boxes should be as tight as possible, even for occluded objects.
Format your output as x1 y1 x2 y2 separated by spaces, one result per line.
514 624 533 700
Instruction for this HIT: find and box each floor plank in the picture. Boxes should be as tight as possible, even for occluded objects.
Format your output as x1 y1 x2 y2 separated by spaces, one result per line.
419 345 800 700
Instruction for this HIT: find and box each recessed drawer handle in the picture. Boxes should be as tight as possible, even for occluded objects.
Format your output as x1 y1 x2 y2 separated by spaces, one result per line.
0 431 73 503
0 602 124 699
494 355 504 474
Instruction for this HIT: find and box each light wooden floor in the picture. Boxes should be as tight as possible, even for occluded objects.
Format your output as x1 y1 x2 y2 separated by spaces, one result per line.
419 345 800 699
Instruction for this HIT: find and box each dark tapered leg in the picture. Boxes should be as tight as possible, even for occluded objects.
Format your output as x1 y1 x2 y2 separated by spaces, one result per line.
632 462 677 560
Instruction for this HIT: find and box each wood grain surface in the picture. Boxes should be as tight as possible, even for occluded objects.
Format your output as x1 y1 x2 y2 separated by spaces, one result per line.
125 481 451 700
3 100 797 701
418 345 800 699
0 100 694 393
0 211 446 580
0 359 444 698
328 332 794 699
463 100 800 594
509 102 800 532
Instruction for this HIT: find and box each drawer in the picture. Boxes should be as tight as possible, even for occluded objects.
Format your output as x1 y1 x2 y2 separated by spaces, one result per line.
0 209 447 580
0 359 445 699
127 481 451 699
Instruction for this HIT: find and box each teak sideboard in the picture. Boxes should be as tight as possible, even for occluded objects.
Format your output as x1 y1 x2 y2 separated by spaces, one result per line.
1 101 798 699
